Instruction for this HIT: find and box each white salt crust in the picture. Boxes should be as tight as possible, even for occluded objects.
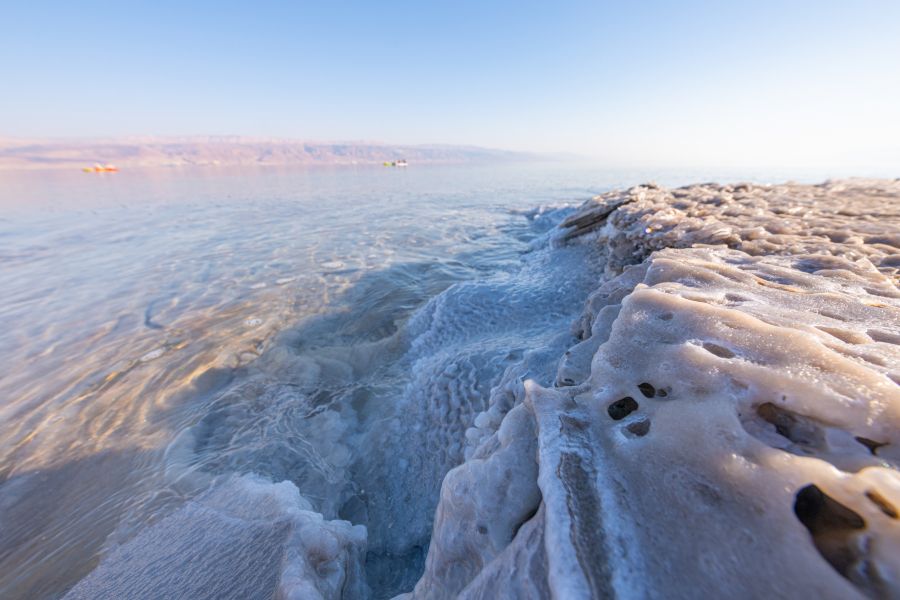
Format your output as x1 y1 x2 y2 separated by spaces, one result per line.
407 179 900 599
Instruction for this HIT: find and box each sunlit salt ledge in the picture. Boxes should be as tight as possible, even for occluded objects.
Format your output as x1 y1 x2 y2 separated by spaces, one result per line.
66 179 900 599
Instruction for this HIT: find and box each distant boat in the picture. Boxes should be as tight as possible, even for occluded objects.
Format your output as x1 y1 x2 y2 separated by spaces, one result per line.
82 163 119 173
383 159 408 167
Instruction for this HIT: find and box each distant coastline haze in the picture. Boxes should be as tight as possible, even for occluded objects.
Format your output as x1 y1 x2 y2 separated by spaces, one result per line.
1 1 898 169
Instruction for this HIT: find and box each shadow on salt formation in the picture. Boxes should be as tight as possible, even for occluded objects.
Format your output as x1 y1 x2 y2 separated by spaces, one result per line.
741 400 898 474
793 482 900 598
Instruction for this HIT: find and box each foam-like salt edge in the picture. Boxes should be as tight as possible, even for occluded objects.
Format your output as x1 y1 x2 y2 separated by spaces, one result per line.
64 474 367 600
407 179 900 599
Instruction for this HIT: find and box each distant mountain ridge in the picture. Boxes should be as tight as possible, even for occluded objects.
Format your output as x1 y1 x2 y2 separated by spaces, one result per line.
0 136 529 170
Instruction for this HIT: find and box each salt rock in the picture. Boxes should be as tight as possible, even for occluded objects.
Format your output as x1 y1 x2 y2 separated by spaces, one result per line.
408 180 900 599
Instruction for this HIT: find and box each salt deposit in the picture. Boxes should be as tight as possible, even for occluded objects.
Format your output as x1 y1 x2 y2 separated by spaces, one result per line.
64 475 367 600
5 175 899 599
407 179 900 599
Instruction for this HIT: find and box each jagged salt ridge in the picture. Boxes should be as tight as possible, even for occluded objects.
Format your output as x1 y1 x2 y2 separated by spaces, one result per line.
406 179 900 599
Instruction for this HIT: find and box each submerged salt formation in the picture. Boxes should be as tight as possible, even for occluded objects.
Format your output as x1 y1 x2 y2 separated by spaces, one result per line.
407 180 900 599
64 475 368 599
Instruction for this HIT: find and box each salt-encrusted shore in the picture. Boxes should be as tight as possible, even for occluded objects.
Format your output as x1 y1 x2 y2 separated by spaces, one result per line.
405 179 900 599
61 179 900 599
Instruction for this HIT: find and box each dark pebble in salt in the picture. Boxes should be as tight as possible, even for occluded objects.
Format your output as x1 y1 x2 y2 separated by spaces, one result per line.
638 382 655 398
627 419 651 437
608 397 638 420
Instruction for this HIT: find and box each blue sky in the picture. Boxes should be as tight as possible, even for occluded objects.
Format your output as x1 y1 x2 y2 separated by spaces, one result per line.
1 1 898 167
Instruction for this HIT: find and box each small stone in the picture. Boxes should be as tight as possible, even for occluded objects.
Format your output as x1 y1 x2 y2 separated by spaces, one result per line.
638 382 656 398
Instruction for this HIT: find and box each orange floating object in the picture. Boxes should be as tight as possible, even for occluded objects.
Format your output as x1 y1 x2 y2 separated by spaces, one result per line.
82 163 119 173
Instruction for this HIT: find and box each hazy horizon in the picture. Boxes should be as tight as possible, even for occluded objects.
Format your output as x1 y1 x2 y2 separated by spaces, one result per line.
2 1 899 169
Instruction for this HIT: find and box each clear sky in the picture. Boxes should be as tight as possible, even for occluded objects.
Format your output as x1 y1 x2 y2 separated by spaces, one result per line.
1 1 898 168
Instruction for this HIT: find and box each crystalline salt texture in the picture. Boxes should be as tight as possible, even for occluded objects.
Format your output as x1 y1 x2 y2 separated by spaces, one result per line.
64 475 367 600
408 180 900 599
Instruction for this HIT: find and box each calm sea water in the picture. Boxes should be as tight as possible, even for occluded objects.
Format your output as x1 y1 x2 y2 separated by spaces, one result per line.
0 162 880 599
